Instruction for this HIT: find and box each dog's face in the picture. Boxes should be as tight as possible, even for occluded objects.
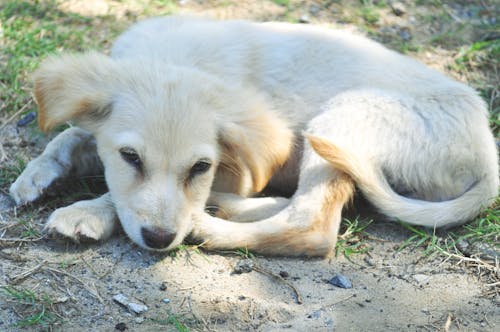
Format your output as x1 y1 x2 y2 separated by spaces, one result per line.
33 52 293 250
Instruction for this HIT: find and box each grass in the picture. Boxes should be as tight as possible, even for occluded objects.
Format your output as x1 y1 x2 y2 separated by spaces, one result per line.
397 200 499 267
336 218 372 259
1 286 60 329
152 310 192 332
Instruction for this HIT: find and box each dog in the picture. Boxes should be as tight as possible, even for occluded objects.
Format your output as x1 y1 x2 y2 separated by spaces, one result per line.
9 16 498 256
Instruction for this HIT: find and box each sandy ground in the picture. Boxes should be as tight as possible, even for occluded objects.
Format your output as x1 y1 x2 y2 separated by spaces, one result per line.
1 1 498 331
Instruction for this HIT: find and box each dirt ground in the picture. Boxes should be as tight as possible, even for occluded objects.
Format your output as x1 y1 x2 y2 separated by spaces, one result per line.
0 1 499 331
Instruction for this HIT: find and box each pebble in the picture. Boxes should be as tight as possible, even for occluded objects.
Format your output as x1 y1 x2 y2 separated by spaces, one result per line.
16 111 37 127
299 15 310 24
159 281 168 291
390 2 406 16
134 317 145 324
328 274 353 289
113 294 129 307
128 302 148 314
233 259 254 274
162 298 171 304
399 28 411 41
115 322 127 331
279 271 289 278
113 293 148 314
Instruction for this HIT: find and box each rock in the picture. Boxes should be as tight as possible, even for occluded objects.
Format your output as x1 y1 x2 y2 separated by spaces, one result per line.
128 302 148 314
162 298 170 304
299 15 310 24
279 271 289 278
113 294 129 307
113 293 148 314
16 111 37 127
115 322 127 331
134 316 145 324
233 259 254 274
159 281 168 291
328 274 353 289
390 2 406 16
399 28 411 41
363 256 376 267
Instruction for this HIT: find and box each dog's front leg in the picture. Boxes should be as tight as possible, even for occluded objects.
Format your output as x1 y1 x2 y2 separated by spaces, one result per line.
45 193 117 242
193 141 355 257
10 127 101 205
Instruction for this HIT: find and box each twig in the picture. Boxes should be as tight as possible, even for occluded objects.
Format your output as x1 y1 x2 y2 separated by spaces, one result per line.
10 261 47 284
0 235 46 243
44 266 104 303
324 294 355 308
252 265 303 304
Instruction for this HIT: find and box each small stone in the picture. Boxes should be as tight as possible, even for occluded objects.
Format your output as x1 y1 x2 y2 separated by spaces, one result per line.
115 322 127 331
399 28 411 41
233 259 254 274
328 274 352 289
128 302 148 314
162 298 171 304
113 294 129 307
363 256 375 267
421 308 430 314
16 111 37 127
390 2 406 16
159 281 168 291
279 271 289 278
299 15 310 24
134 316 145 324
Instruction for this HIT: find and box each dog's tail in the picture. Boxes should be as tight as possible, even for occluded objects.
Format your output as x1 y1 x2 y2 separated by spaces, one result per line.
306 134 497 228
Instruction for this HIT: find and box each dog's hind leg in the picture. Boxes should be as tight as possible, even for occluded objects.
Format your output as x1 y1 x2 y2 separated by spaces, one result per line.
192 140 355 256
206 192 290 222
10 127 101 205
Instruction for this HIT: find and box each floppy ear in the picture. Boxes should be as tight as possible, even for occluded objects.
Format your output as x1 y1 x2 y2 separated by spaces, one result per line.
217 99 294 195
33 52 116 132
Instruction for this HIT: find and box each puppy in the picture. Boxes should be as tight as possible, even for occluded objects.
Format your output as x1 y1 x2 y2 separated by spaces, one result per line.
10 16 498 256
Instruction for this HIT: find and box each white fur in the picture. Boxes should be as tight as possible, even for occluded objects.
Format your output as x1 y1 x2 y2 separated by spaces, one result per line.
10 16 498 256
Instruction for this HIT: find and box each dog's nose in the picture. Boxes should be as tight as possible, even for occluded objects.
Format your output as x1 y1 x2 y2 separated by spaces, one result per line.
141 227 176 249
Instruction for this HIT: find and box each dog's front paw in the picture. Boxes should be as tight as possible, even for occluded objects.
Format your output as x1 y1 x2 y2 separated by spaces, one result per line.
9 156 69 205
45 198 117 242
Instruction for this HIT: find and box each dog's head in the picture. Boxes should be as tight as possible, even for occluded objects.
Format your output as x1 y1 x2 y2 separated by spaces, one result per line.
33 52 293 250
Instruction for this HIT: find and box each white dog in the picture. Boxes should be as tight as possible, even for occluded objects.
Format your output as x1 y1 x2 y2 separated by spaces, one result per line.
10 16 498 256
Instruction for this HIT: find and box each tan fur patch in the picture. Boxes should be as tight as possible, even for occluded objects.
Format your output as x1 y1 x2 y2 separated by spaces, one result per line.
218 105 294 195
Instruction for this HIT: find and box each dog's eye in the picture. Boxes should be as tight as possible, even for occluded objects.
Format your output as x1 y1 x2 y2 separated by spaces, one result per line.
189 160 212 179
120 148 142 169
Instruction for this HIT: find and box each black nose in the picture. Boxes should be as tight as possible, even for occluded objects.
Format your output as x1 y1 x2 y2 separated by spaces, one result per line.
141 227 176 249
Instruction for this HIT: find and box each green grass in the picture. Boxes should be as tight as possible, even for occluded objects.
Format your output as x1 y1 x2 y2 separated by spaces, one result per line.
272 0 290 6
0 158 26 187
0 0 98 114
397 200 499 261
336 218 372 259
1 286 60 329
152 311 191 332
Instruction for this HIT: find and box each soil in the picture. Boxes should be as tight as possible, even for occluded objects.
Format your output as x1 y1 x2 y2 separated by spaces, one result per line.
0 1 498 331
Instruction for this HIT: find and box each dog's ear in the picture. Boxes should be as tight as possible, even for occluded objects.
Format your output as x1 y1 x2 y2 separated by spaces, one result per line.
33 52 116 132
217 99 293 194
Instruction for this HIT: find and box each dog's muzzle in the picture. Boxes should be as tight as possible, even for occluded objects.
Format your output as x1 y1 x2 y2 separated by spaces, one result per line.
141 227 176 249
